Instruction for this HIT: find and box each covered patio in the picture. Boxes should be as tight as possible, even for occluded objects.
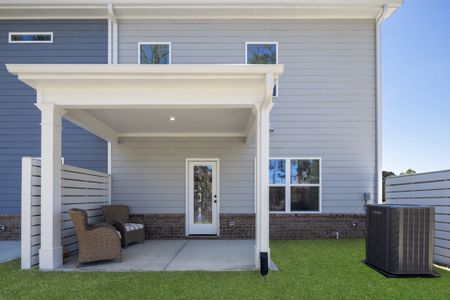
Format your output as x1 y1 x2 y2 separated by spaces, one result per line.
8 64 283 274
59 240 277 272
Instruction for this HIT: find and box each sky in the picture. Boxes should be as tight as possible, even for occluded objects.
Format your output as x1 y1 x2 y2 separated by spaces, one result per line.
382 0 450 175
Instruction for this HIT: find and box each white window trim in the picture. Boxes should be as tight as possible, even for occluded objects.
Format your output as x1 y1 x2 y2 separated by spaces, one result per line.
138 42 172 64
8 32 53 43
269 157 322 214
245 41 279 97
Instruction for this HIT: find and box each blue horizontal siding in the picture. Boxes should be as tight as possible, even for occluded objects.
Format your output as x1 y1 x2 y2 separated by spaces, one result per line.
0 20 108 214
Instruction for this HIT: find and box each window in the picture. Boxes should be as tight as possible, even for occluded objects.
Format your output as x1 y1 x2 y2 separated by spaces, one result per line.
245 42 278 96
9 32 53 43
269 158 321 213
139 43 171 64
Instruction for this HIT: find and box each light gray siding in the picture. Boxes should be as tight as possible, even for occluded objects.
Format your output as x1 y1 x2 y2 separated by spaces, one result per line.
0 20 108 214
112 138 255 214
115 20 376 214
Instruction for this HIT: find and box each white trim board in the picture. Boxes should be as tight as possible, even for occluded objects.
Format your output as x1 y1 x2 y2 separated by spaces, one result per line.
118 132 246 138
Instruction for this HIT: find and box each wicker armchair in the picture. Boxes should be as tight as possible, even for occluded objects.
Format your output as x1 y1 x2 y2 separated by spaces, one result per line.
69 208 121 266
102 205 145 248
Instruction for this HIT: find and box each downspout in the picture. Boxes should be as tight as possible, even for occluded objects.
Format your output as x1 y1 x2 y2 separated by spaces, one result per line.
107 3 118 177
256 73 275 276
376 4 389 204
263 73 275 108
108 3 118 65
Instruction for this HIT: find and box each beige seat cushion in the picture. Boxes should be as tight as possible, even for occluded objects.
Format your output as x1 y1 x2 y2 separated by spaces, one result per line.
124 223 144 232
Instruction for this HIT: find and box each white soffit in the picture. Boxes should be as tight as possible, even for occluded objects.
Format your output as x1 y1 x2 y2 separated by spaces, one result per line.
0 1 403 20
84 108 252 137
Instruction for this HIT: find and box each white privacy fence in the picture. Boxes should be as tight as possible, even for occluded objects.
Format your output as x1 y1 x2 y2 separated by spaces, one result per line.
21 157 110 269
386 170 450 267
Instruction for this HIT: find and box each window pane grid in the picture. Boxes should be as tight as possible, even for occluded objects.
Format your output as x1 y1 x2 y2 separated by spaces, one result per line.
269 158 321 213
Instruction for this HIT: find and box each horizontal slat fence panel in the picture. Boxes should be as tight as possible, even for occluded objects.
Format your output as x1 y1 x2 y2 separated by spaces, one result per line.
21 157 110 269
386 170 450 267
21 158 41 269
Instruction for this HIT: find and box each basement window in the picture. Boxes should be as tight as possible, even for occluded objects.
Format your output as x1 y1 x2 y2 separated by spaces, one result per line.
9 32 53 43
139 43 171 64
245 42 278 96
269 158 321 213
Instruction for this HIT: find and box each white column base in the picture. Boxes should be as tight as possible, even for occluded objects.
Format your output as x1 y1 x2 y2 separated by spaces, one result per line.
255 245 260 268
39 246 63 270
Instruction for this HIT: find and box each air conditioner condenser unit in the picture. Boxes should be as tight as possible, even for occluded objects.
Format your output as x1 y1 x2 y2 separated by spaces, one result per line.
366 204 437 277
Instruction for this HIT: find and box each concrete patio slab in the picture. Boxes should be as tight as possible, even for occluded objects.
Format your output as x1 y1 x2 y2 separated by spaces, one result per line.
0 241 20 263
57 239 277 272
60 240 187 272
166 240 255 271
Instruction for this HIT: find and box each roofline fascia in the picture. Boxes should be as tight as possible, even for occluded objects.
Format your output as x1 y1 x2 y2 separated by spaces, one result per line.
0 1 404 20
6 64 285 79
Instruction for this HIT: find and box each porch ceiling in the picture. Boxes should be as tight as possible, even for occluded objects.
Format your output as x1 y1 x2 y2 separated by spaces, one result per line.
84 107 253 138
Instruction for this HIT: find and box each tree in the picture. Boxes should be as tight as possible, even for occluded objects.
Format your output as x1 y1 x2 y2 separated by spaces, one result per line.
382 170 396 202
400 169 416 176
382 169 416 202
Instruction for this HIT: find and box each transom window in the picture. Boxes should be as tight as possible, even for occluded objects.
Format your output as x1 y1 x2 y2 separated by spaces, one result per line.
8 32 53 43
245 42 278 96
269 158 321 213
139 43 171 64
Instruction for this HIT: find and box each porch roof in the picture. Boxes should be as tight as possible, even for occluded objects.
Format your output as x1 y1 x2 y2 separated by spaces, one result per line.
7 64 283 143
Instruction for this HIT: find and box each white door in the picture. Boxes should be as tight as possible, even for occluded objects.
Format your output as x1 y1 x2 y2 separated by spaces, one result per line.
187 160 219 235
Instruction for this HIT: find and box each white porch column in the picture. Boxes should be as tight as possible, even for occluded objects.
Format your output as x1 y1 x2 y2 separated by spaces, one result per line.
255 102 271 273
36 103 65 270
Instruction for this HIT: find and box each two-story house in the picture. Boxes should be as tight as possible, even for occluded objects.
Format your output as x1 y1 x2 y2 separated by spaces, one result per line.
0 0 402 270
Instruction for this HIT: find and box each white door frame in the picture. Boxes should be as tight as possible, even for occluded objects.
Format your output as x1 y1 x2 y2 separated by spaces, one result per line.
185 158 220 236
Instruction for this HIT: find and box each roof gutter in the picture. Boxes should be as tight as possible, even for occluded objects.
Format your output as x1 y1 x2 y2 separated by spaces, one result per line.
376 4 389 204
0 1 404 20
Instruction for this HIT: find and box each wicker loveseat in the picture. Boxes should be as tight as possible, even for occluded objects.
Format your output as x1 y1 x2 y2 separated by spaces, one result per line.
102 205 145 248
69 208 121 266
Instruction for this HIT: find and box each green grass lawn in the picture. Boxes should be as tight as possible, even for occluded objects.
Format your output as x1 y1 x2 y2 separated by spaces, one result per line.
1 239 449 299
